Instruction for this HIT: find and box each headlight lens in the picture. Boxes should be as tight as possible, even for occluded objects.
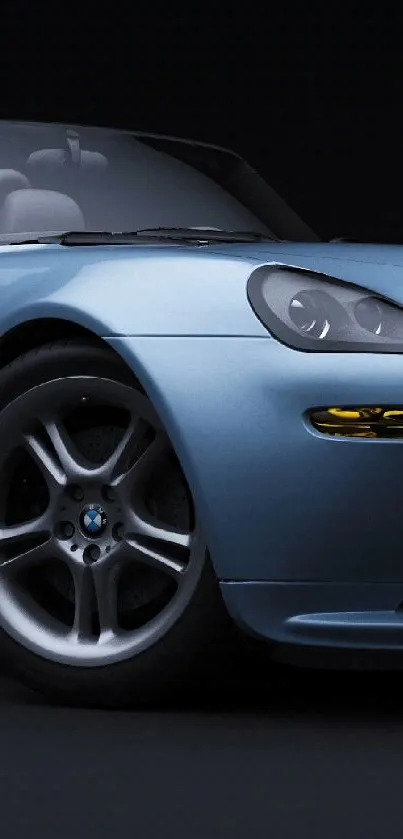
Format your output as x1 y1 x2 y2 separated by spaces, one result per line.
247 264 403 352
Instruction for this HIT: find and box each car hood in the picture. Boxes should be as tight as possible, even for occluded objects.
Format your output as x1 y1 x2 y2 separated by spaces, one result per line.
210 241 403 306
1 240 403 339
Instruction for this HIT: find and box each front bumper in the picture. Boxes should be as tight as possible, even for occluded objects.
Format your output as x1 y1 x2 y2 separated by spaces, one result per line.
220 581 403 653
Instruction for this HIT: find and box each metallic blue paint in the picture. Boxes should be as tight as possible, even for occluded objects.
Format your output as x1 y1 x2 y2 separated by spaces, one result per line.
220 582 403 650
3 239 403 657
0 244 268 337
106 336 403 584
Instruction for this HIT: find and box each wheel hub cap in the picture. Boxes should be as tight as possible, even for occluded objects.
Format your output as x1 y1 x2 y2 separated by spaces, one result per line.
79 504 108 539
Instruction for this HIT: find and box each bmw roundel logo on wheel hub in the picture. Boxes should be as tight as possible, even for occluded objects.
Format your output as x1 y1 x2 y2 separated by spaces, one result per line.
79 504 108 539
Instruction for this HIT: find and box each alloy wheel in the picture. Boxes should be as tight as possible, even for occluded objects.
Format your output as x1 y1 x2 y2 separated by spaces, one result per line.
0 376 205 666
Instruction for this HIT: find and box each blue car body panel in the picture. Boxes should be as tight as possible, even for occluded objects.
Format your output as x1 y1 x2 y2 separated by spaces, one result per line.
107 335 403 583
0 244 267 337
3 240 403 655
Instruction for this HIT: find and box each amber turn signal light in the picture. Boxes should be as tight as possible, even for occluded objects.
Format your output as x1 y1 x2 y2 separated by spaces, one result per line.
310 407 403 437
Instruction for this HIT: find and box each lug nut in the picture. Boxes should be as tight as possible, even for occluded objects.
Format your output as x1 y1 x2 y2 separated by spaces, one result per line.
56 521 75 539
71 485 84 501
102 485 115 502
62 522 75 538
112 522 124 542
84 544 101 564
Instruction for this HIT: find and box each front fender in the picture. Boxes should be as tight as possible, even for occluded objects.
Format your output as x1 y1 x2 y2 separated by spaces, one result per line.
107 335 403 585
0 245 268 338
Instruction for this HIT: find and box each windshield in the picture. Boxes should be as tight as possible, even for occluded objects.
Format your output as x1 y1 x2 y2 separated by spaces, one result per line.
0 121 317 243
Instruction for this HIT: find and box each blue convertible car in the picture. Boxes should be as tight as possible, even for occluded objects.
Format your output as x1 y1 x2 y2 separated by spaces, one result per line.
0 120 402 706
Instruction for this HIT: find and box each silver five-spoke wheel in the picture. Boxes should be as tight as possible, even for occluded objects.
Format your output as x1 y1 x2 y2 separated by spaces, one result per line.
0 342 227 705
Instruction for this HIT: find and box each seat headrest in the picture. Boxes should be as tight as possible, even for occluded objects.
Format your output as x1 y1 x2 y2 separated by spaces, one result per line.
0 189 85 233
0 169 30 205
25 149 72 191
27 148 107 172
26 147 108 194
80 150 108 172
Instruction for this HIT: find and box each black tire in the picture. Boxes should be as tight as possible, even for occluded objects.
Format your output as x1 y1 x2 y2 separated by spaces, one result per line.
0 340 234 708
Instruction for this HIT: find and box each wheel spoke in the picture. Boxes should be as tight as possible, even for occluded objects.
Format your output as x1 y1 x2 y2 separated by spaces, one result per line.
71 565 94 639
125 535 187 579
92 562 120 638
128 510 191 551
103 418 145 482
24 432 67 493
0 517 52 569
43 418 92 479
112 433 169 492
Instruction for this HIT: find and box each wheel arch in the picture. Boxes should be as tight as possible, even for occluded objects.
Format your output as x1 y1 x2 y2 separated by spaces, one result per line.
0 317 113 367
0 316 149 391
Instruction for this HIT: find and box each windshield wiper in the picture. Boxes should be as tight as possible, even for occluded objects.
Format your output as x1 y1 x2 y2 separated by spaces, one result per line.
0 227 281 246
132 227 281 242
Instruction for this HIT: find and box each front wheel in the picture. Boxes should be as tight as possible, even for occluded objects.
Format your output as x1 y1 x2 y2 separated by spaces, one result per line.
0 341 231 707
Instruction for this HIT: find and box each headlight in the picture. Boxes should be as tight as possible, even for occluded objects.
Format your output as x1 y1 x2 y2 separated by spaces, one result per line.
247 264 403 352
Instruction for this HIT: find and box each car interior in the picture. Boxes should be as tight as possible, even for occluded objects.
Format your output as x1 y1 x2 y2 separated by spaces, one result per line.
0 123 275 236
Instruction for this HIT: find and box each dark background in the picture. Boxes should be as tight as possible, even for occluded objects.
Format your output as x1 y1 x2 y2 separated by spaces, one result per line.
1 3 403 243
